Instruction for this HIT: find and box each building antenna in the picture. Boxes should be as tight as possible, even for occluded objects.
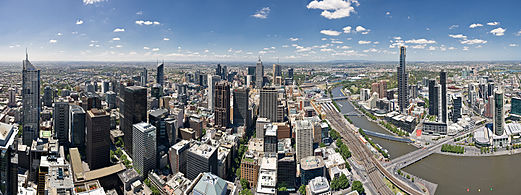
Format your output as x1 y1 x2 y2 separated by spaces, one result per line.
26 48 28 60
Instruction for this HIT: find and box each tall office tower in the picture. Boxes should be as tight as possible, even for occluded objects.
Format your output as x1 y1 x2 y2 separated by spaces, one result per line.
216 64 222 76
207 75 221 110
0 123 18 195
149 108 169 153
102 80 110 93
255 58 264 88
121 86 147 157
214 82 230 128
273 64 281 77
259 87 280 122
69 105 85 148
151 84 163 99
82 92 102 111
233 87 249 127
428 80 439 116
247 66 256 82
86 109 110 170
287 68 294 79
493 90 505 136
157 63 164 86
22 51 41 146
467 83 474 107
168 140 190 175
53 99 69 145
264 125 278 153
487 82 495 97
397 46 408 113
7 88 16 107
141 68 147 86
132 122 157 177
378 80 387 98
440 71 448 123
222 65 228 80
296 120 313 162
452 95 462 123
186 143 218 180
106 91 116 109
43 86 53 107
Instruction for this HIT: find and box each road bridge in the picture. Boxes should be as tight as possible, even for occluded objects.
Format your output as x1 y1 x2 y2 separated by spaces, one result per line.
361 129 414 143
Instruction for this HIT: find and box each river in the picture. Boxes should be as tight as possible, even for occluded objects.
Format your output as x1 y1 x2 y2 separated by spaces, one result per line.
331 86 521 195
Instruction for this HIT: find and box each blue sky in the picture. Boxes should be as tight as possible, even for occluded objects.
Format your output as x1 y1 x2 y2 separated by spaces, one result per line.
0 0 520 62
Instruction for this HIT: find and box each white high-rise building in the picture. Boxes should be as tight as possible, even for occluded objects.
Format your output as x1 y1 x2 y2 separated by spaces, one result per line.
133 122 157 177
296 120 313 162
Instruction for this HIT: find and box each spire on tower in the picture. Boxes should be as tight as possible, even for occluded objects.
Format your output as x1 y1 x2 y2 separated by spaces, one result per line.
26 48 28 61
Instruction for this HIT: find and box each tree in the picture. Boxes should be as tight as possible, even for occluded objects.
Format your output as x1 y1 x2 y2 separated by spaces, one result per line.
240 189 253 195
299 185 306 195
352 181 365 194
240 179 249 190
331 174 350 191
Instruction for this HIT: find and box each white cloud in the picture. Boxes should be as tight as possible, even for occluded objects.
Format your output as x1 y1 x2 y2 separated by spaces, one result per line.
339 46 350 49
135 20 160 25
282 45 289 48
57 33 63 36
306 0 359 19
321 48 334 52
490 27 506 36
76 19 84 25
252 7 270 19
509 44 518 47
321 38 327 41
373 41 379 44
320 30 341 36
410 44 426 49
143 47 150 50
342 26 352 33
448 47 456 50
363 48 378 53
115 45 123 48
449 34 467 39
358 40 371 44
460 39 487 45
405 39 436 44
449 25 459 29
113 28 125 32
331 40 343 44
393 37 401 40
487 22 499 26
463 46 469 51
89 44 94 47
163 38 170 41
152 48 160 51
289 37 299 41
428 46 436 51
49 39 57 43
136 11 143 15
83 0 105 5
469 23 483 28
386 11 390 15
355 26 370 34
112 37 120 41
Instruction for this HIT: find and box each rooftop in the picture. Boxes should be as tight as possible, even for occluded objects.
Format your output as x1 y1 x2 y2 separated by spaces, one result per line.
189 143 217 159
301 156 325 170
0 122 17 149
193 172 228 195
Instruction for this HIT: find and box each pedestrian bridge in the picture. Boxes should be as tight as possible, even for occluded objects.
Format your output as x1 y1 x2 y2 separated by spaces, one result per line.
345 112 363 117
331 96 348 100
361 129 414 143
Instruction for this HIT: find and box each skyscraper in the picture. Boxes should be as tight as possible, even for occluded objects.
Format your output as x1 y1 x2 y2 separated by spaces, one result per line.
43 86 53 107
157 63 164 86
287 68 294 79
493 90 505 136
121 86 147 157
132 122 157 177
259 87 280 122
296 120 313 162
428 79 439 116
233 87 249 127
273 64 281 77
69 105 86 148
207 75 221 110
141 68 147 86
186 143 218 180
102 80 110 93
22 51 41 145
397 46 408 113
440 71 448 123
452 95 462 123
0 123 18 195
7 88 16 107
86 109 110 170
53 99 69 145
214 81 230 128
255 58 264 88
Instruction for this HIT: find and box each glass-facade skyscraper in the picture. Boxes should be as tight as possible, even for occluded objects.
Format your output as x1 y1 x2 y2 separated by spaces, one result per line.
22 51 41 145
397 46 408 113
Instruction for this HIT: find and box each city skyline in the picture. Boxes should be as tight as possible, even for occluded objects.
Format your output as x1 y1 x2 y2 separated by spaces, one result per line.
0 0 520 62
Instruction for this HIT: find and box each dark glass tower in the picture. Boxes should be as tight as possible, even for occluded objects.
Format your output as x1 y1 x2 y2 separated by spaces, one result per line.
214 82 230 128
428 79 439 116
157 63 164 86
397 46 408 113
22 51 41 145
440 71 447 123
121 86 147 157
